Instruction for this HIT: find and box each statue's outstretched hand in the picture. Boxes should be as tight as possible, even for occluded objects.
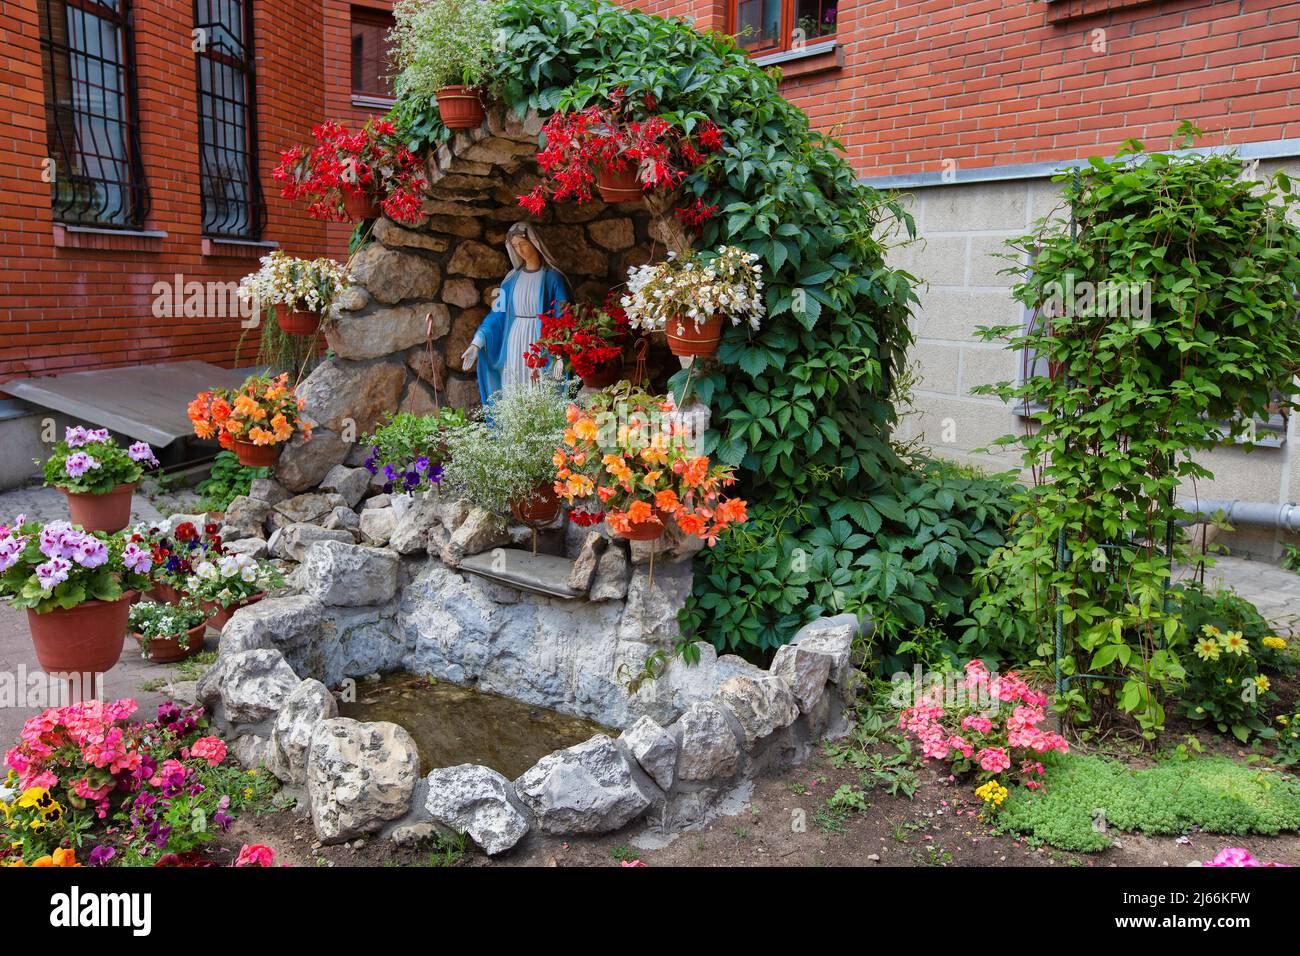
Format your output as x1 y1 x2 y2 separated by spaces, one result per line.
461 344 479 372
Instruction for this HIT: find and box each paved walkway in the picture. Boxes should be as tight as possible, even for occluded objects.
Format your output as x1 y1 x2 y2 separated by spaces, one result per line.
1176 555 1300 635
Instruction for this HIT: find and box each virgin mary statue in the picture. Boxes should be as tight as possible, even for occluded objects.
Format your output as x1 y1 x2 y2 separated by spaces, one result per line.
460 222 571 406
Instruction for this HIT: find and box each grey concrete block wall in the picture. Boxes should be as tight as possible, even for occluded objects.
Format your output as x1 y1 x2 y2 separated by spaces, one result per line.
891 158 1300 561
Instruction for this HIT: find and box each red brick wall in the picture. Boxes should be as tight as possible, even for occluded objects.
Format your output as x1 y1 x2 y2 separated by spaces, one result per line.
0 0 328 386
622 0 1300 177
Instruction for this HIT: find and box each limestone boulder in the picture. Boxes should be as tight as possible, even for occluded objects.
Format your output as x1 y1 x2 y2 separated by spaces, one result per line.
621 715 677 791
272 492 348 528
327 303 449 362
713 674 799 748
275 428 349 493
567 531 607 591
307 718 421 843
358 506 397 546
440 507 509 566
320 464 371 508
514 735 657 835
447 240 507 279
198 648 301 726
271 522 354 561
350 242 442 304
424 764 531 856
220 495 271 541
589 544 630 601
295 356 407 436
217 593 326 656
389 495 443 555
770 641 833 713
268 678 338 785
298 540 399 607
675 702 741 782
790 614 861 687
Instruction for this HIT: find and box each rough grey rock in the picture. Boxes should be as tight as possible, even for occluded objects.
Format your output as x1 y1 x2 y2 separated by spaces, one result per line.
568 531 607 591
363 494 391 510
770 642 833 713
621 715 677 791
620 559 692 643
713 674 799 748
790 614 860 687
248 478 291 506
322 505 361 535
199 648 301 726
272 523 354 561
230 733 273 769
389 495 443 555
358 506 397 546
327 303 448 362
307 718 421 843
295 357 407 437
275 428 350 493
349 241 442 304
273 492 348 528
437 498 472 535
320 464 371 508
440 507 509 566
298 540 399 607
222 536 268 561
514 735 657 835
221 495 271 541
217 593 326 656
675 702 742 782
268 678 338 785
424 764 531 855
589 544 630 601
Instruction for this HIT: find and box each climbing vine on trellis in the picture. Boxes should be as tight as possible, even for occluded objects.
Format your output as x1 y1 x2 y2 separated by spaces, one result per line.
969 125 1300 735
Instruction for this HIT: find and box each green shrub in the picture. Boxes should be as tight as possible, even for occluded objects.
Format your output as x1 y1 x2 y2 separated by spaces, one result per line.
196 450 268 512
995 751 1300 852
391 0 500 95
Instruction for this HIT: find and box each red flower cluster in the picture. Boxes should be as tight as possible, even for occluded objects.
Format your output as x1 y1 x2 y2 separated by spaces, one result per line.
674 197 719 236
518 95 724 215
274 119 426 225
524 298 633 379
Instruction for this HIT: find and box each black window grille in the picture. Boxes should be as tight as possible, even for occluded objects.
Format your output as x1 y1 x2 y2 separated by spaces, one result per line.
194 0 265 239
38 0 149 229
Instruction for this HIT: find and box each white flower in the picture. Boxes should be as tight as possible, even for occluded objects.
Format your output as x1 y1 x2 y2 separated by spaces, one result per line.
239 565 258 584
195 561 219 581
218 556 241 578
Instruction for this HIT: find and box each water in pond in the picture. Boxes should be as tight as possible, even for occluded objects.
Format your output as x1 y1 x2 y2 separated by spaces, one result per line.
339 674 612 780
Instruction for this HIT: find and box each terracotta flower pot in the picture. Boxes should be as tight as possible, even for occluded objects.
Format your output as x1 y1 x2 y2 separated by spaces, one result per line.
437 85 485 130
510 483 561 527
274 302 321 335
149 583 186 605
617 507 668 541
27 596 131 677
665 314 724 358
134 619 208 664
579 358 624 389
342 191 381 221
202 593 264 630
596 164 643 203
232 439 282 468
62 482 137 533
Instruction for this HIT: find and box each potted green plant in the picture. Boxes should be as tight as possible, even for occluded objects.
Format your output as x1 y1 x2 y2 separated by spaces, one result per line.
184 552 284 630
238 251 353 336
128 598 209 663
41 427 159 533
392 0 499 130
622 245 765 357
441 383 571 525
361 407 469 495
0 520 153 685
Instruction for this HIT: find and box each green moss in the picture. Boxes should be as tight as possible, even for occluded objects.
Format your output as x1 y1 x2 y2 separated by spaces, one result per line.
995 752 1300 852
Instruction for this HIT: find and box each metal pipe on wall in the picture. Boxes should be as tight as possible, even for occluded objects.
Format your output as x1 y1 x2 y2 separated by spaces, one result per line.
1178 498 1300 533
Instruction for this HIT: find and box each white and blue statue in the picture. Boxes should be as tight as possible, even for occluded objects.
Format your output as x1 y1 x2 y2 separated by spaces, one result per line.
460 222 571 405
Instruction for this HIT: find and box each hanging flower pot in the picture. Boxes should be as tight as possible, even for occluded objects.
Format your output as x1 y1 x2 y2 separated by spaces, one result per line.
27 596 132 677
134 619 208 664
615 507 668 541
437 85 485 129
342 190 381 221
665 314 724 358
596 164 643 203
274 302 321 336
232 439 282 469
202 593 265 631
579 358 624 389
62 482 138 533
510 482 561 527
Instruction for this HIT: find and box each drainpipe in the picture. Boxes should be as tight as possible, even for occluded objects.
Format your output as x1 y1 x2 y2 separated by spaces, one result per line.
1178 498 1300 533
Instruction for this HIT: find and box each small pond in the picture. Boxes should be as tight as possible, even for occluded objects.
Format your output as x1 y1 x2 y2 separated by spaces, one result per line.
339 674 612 780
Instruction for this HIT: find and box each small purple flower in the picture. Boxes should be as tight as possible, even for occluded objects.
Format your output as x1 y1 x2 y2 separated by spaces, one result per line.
86 428 111 444
382 463 398 482
89 845 116 867
121 542 152 574
64 451 100 479
64 426 89 448
0 537 23 573
403 470 419 489
414 456 431 474
73 535 108 569
363 446 380 475
214 794 233 832
39 522 77 560
429 465 444 485
35 557 72 590
128 441 158 465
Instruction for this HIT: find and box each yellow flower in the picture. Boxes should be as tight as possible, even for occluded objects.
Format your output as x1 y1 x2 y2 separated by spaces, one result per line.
16 787 49 809
974 780 1007 806
1255 675 1270 693
1202 624 1222 638
244 787 254 799
1263 636 1287 650
1194 638 1221 661
1219 631 1248 656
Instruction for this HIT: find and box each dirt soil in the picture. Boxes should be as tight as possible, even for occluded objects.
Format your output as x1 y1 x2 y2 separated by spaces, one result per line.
211 743 1300 869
